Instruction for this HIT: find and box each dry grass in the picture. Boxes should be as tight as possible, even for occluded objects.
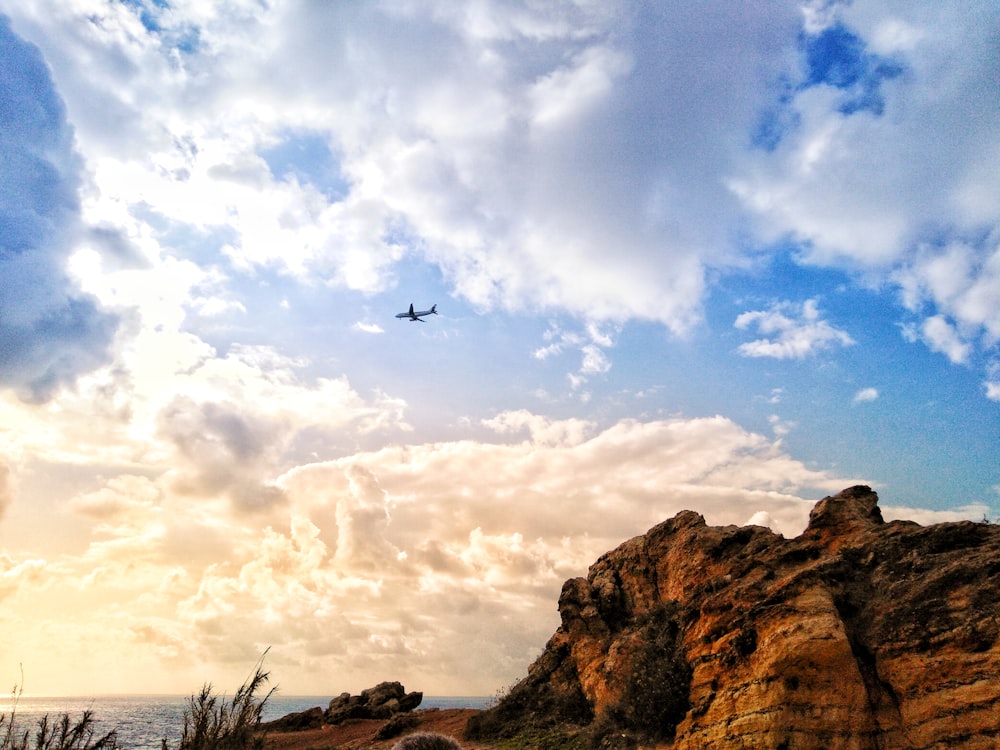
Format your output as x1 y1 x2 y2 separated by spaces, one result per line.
3 654 274 750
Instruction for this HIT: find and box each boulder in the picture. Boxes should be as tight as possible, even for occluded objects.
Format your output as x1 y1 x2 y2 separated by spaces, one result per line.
260 706 324 731
325 681 423 724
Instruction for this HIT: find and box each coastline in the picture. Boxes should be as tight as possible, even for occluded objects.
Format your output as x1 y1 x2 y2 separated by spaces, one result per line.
1 696 490 750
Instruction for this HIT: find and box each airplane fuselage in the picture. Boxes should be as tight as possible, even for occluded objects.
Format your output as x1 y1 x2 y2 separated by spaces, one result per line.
396 303 438 321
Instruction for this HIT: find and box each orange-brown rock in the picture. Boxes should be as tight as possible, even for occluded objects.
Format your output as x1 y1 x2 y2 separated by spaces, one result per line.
467 486 1000 749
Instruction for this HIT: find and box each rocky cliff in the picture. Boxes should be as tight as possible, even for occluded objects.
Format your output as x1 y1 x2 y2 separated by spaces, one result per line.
467 486 1000 749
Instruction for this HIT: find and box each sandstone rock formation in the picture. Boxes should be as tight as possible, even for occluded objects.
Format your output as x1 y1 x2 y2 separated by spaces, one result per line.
467 486 1000 749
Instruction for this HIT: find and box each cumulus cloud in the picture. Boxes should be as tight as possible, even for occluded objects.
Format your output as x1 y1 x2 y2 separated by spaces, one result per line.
148 346 411 510
3 1 802 332
735 298 854 359
0 553 46 601
731 6 999 265
157 396 288 510
0 336 412 528
744 510 775 528
902 315 972 365
0 17 118 401
5 404 984 693
7 1 997 379
482 409 593 447
8 412 858 692
159 412 837 691
893 237 1000 367
69 475 161 527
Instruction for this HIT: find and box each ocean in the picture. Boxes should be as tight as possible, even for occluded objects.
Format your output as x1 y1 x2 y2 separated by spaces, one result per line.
0 695 489 750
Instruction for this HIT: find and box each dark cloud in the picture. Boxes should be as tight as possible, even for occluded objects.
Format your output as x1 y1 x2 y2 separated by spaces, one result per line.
157 395 287 510
86 224 149 269
0 15 118 401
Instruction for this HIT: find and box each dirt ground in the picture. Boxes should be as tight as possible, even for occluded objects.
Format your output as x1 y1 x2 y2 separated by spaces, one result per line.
261 708 490 750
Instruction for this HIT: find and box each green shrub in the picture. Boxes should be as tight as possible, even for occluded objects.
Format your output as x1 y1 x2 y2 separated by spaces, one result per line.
604 602 692 745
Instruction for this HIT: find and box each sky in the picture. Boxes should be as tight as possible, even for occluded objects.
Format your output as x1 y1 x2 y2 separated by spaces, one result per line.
0 0 998 698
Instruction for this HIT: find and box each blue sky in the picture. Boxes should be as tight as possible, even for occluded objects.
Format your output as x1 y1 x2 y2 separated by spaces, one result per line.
0 0 997 697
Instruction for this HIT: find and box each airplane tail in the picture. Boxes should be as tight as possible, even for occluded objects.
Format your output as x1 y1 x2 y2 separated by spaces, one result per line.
431 304 438 314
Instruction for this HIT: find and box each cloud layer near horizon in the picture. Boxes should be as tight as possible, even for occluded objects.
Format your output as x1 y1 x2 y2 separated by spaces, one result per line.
3 405 984 695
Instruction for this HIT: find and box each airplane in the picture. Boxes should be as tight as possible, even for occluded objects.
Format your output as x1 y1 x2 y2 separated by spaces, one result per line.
395 303 438 322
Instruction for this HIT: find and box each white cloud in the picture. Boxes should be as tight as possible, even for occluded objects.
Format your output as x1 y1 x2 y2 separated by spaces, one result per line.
0 339 411 513
534 322 615 388
69 475 162 528
894 240 1000 359
482 409 593 447
2 0 805 334
580 345 611 376
744 510 775 529
0 554 46 601
735 298 855 359
1 1 996 385
986 362 1000 401
353 321 385 334
0 412 858 693
729 2 1000 377
853 387 879 404
733 4 1000 267
768 414 793 438
920 315 972 365
529 45 632 130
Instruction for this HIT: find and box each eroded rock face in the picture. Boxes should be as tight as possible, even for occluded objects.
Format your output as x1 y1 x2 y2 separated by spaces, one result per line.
469 486 1000 749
